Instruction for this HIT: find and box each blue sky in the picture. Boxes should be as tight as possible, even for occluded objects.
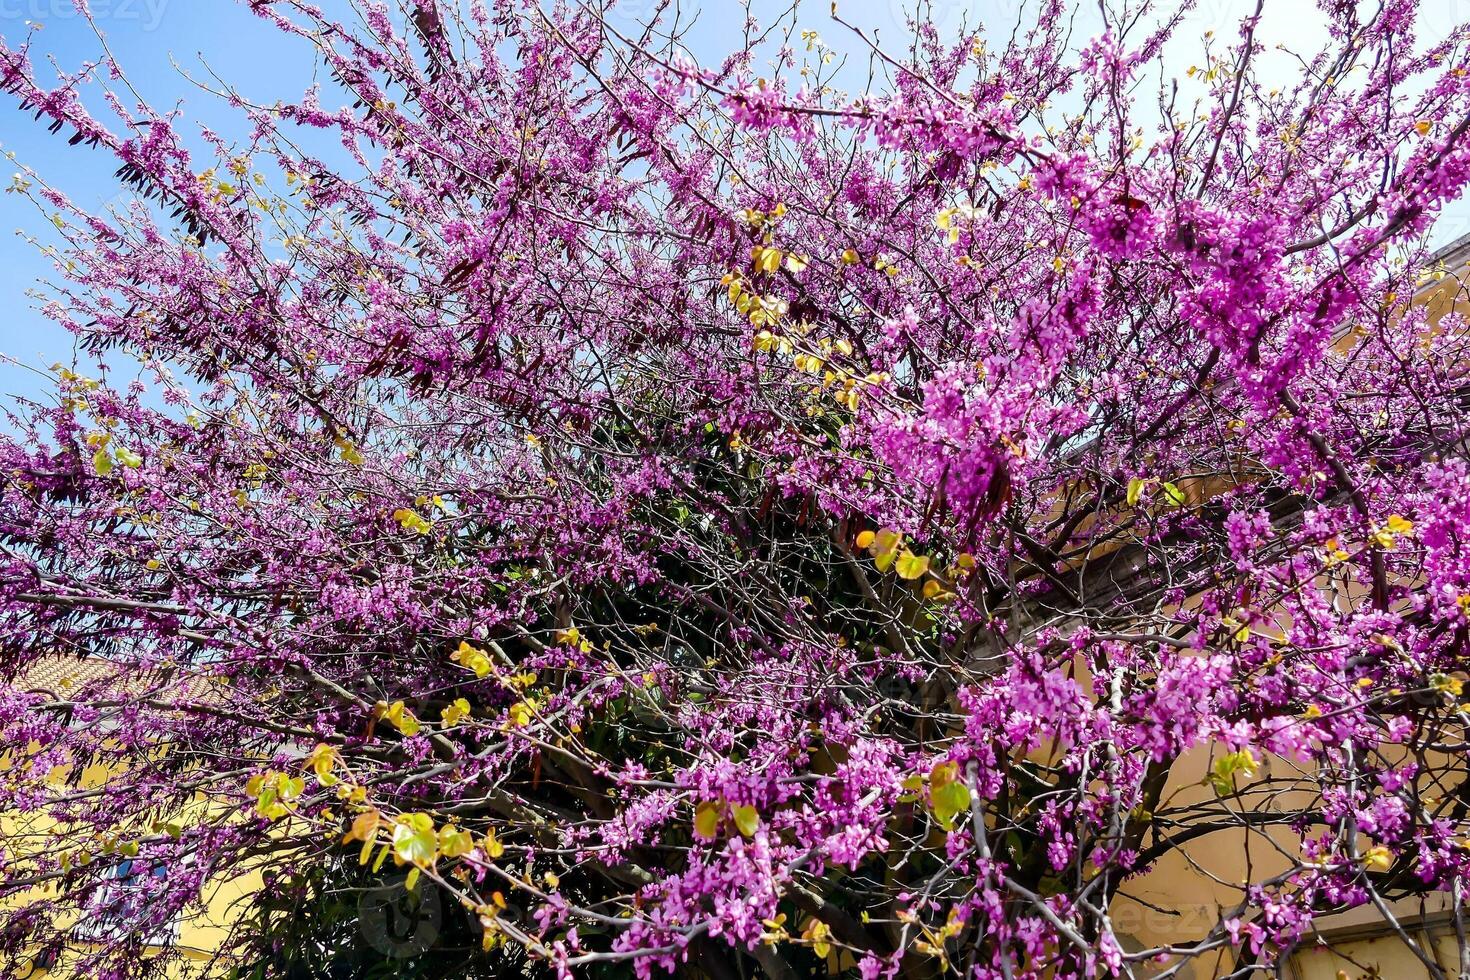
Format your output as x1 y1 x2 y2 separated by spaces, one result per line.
0 0 319 406
0 0 1466 413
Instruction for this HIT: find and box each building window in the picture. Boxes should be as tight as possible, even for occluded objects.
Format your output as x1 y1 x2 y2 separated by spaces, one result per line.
72 859 180 948
1288 915 1463 980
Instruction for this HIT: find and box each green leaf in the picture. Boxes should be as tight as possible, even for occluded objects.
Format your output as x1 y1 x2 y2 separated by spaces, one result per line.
1208 748 1259 796
931 780 971 831
1160 482 1186 507
392 812 438 866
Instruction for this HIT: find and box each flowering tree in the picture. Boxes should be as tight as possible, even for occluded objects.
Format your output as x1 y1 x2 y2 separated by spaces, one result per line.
2 0 1470 977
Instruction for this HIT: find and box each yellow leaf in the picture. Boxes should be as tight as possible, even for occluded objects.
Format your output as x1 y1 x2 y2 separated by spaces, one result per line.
872 527 901 555
483 829 505 859
92 450 114 476
693 800 721 840
441 697 471 727
854 530 876 550
895 551 930 580
451 641 493 679
732 804 759 838
785 253 809 273
1385 514 1414 536
252 772 303 822
1416 119 1432 135
929 760 959 790
753 246 782 274
393 508 433 535
114 447 143 469
336 439 365 465
339 783 368 805
1362 845 1393 872
1430 673 1465 697
802 918 832 959
307 743 340 787
355 832 375 864
439 824 475 859
1126 477 1147 507
381 700 421 737
507 700 535 728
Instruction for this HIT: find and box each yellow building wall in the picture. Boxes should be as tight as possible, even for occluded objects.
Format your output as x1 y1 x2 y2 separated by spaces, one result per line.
1 746 262 979
1100 254 1470 977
